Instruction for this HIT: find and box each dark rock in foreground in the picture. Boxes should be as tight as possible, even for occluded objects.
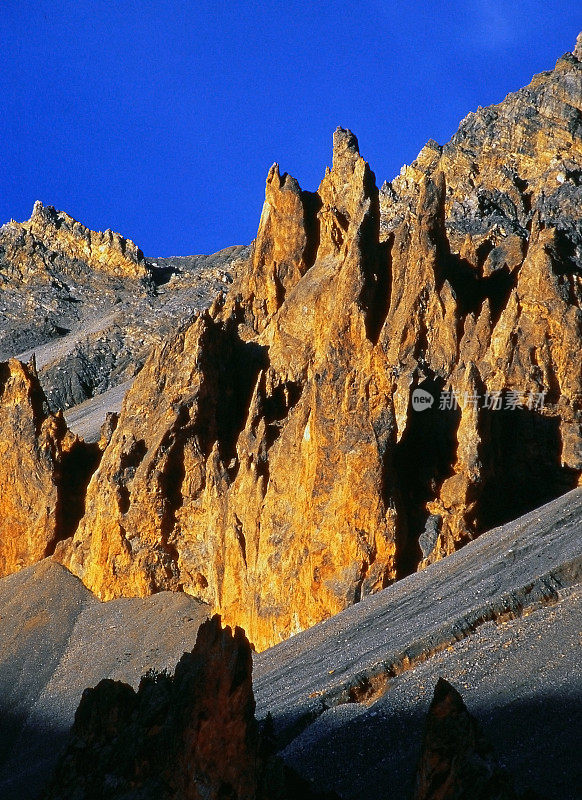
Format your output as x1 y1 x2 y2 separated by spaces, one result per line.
43 616 259 800
413 678 520 800
0 560 209 800
43 615 337 800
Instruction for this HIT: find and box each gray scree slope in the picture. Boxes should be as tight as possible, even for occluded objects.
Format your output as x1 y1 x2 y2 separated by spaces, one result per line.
253 488 582 799
0 489 579 799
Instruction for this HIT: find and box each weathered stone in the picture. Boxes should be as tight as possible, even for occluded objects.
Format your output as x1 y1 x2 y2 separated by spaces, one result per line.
57 43 582 651
413 678 524 800
58 128 399 649
43 614 337 800
0 358 100 577
43 615 259 800
0 201 148 284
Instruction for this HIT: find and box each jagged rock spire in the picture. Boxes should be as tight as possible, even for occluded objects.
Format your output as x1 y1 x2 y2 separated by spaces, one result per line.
574 32 582 61
332 126 360 165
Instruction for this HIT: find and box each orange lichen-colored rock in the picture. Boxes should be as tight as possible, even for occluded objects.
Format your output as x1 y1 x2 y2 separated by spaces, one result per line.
0 358 100 576
58 43 582 649
59 128 399 649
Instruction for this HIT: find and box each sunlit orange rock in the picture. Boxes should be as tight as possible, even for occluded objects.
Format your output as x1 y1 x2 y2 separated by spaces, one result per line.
57 44 582 649
0 201 148 283
0 358 100 575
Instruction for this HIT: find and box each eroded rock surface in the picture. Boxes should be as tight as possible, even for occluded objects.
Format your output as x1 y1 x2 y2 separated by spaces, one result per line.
57 42 582 649
43 615 258 800
0 358 100 577
0 203 248 414
413 678 520 800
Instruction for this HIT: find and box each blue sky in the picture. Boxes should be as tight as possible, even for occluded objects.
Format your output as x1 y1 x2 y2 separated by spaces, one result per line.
1 2 580 256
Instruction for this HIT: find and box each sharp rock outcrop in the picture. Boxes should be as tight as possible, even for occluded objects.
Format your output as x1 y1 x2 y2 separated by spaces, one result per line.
0 358 100 576
43 615 258 800
43 615 336 800
56 41 582 650
58 127 399 648
413 678 546 800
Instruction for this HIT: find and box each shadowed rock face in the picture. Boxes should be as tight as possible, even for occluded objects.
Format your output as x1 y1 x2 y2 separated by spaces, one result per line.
413 678 520 800
0 359 100 576
43 616 259 800
43 615 336 800
55 43 582 650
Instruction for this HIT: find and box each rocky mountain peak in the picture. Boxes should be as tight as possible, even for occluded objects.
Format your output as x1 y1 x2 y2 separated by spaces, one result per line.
51 46 582 650
574 31 582 61
0 202 149 284
0 41 578 654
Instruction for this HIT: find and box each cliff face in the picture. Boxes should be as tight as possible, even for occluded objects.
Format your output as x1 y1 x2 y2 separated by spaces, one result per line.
380 47 582 567
58 129 399 647
56 43 582 650
0 359 100 576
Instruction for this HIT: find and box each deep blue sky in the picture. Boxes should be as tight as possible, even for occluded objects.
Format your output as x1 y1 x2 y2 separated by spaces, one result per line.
1 2 580 256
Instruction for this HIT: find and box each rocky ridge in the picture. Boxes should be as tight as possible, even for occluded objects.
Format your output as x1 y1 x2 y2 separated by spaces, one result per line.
0 201 148 284
51 41 582 650
0 203 248 416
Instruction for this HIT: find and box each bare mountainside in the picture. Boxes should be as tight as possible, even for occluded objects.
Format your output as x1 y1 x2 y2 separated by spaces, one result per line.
47 42 582 650
0 201 249 430
0 40 581 649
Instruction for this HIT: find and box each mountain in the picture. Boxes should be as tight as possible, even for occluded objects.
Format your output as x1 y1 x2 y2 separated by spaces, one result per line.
40 40 582 650
0 202 249 419
0 32 581 800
